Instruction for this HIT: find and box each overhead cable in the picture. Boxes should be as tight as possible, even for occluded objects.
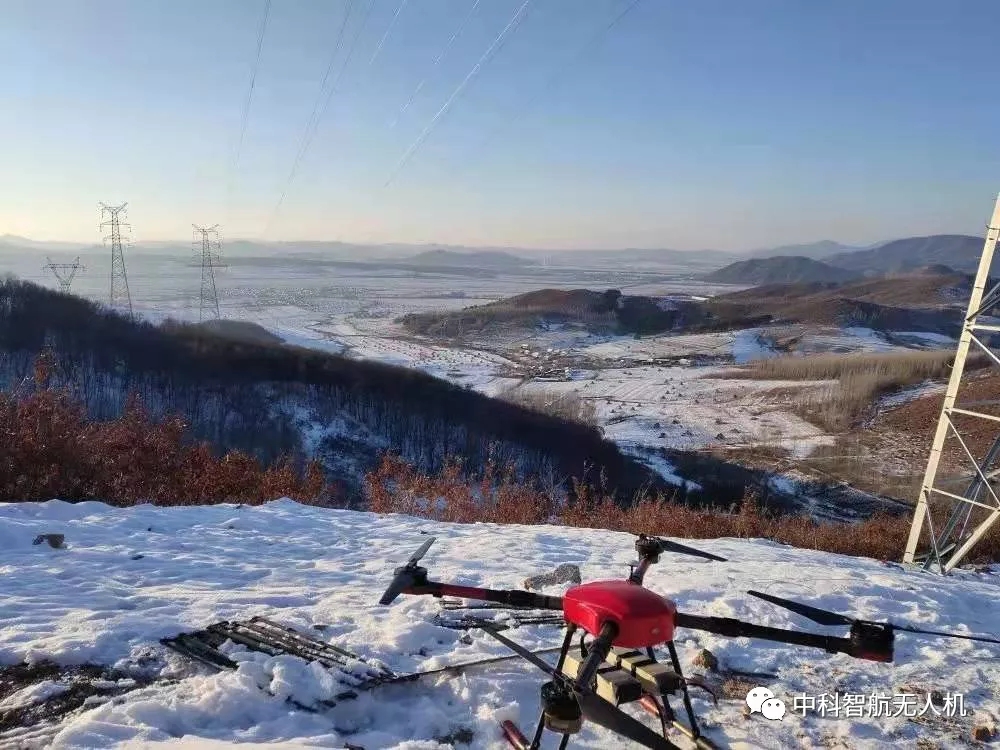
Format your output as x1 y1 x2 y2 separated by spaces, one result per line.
388 0 482 129
382 0 534 188
263 0 377 236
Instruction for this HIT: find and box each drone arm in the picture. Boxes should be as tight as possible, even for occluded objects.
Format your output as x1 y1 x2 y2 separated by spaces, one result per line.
676 613 894 662
406 580 564 610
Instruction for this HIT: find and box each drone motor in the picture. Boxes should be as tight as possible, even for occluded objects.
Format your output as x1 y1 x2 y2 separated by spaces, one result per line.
540 681 583 734
849 621 895 662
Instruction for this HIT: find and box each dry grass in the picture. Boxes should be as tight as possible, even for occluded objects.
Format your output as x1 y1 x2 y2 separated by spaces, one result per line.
728 350 956 382
722 350 974 431
497 386 597 426
364 455 1000 563
795 435 926 500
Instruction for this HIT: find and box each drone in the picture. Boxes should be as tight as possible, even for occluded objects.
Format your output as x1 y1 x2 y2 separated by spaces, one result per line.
379 535 1000 750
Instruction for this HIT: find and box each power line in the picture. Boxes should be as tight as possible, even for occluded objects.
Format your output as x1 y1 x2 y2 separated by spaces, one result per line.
382 0 535 188
262 0 376 237
388 0 482 129
467 0 643 162
233 0 273 175
369 0 408 65
228 0 273 222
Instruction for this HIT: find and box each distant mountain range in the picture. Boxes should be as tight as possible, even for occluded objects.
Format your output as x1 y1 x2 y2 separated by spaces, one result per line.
0 234 92 252
824 235 984 275
703 234 986 285
403 249 532 269
0 233 988 279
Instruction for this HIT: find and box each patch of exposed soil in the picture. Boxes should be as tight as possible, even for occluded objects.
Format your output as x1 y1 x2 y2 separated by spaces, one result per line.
0 660 164 741
876 372 1000 472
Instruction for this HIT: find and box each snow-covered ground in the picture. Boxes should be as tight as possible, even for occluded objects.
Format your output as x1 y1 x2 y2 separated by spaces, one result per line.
1 500 997 749
506 366 834 460
761 326 913 356
876 381 948 412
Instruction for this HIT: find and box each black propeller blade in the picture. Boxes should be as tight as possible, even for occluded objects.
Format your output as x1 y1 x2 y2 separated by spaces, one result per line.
574 689 677 750
640 535 727 563
406 537 436 566
481 625 678 750
748 590 1000 646
748 590 851 627
379 537 436 606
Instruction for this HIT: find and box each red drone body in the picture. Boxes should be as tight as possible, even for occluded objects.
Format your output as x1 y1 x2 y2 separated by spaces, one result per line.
562 581 676 648
377 534 998 750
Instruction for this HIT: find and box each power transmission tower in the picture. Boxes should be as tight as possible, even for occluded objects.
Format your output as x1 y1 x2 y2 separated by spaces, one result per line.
903 193 1000 574
192 224 226 322
99 202 134 318
44 256 85 293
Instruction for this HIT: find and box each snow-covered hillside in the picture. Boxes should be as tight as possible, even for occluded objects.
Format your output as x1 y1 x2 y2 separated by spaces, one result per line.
1 500 998 749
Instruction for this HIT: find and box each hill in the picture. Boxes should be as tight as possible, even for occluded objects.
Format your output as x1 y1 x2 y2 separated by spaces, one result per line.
714 270 971 308
703 256 861 285
827 235 984 274
402 271 971 341
192 319 284 345
702 271 969 333
538 247 741 272
401 288 702 338
403 249 532 269
743 240 864 260
0 279 659 500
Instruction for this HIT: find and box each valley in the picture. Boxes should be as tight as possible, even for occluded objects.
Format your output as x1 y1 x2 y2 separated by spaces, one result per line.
4 244 976 521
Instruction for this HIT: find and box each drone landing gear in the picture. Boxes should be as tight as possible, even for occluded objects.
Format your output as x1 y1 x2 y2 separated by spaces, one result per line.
501 626 580 750
499 630 717 750
500 680 582 750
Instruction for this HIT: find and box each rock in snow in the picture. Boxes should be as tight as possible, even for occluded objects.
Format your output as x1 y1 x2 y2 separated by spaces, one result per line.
0 498 998 749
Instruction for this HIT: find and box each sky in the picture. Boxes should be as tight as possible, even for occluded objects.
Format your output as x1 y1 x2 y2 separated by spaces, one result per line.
1 0 999 251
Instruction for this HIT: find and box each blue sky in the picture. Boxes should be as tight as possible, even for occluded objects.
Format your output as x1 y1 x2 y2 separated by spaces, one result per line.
1 0 998 250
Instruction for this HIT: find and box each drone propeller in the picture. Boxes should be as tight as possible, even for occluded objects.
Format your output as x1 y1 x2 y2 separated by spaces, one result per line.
379 537 436 606
482 625 677 750
748 590 1000 646
638 535 727 563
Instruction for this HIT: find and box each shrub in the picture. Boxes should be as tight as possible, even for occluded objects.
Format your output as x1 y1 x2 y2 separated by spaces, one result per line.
363 455 1000 563
0 366 330 506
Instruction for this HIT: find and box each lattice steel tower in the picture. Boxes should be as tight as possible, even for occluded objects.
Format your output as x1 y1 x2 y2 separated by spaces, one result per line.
100 202 133 318
44 256 85 293
903 193 1000 573
192 224 226 322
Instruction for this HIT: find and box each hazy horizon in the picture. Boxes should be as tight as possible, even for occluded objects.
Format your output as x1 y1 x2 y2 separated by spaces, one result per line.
1 231 982 257
3 1 998 250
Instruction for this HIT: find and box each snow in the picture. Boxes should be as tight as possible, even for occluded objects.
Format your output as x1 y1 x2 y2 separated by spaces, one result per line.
509 366 834 460
0 679 69 710
732 329 777 365
890 331 958 348
271 328 348 356
1 499 998 749
877 381 947 411
580 331 742 362
619 446 703 492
